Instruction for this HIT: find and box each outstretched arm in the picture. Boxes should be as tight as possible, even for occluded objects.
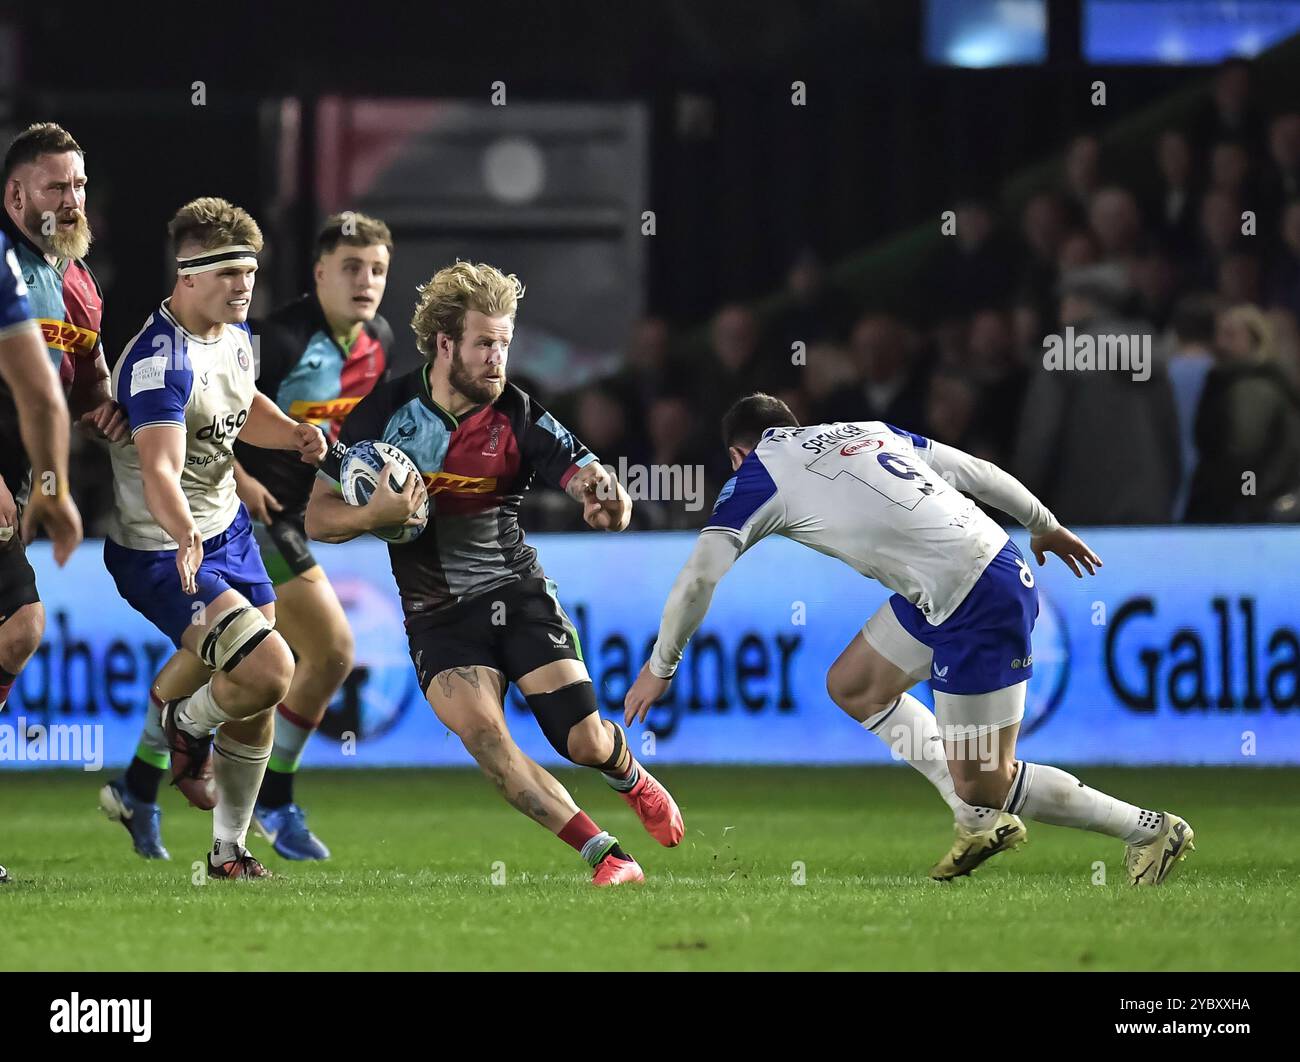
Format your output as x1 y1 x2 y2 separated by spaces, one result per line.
624 532 741 723
924 440 1059 534
924 440 1102 577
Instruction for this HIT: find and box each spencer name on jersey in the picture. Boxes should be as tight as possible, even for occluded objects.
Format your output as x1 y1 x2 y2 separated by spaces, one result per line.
706 421 1010 625
107 301 257 550
321 369 597 628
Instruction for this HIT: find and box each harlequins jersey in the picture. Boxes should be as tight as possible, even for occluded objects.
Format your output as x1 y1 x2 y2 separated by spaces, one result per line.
321 369 598 629
234 293 392 517
0 215 104 492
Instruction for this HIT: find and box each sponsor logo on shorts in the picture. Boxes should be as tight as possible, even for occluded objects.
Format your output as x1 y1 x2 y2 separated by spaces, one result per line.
548 632 568 647
1011 655 1033 669
933 662 949 681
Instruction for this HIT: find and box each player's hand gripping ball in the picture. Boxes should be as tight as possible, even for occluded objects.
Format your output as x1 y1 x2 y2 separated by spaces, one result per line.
340 440 430 544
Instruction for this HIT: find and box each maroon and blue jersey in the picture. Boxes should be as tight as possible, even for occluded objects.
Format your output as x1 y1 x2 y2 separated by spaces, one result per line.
320 369 598 629
0 220 103 494
234 293 392 518
0 214 103 389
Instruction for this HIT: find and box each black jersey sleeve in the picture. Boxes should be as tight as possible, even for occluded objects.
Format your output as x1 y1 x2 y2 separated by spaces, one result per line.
371 314 395 382
249 317 299 402
519 391 599 492
318 381 393 487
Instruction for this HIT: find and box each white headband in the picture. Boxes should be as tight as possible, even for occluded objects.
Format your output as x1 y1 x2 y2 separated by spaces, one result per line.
176 243 259 276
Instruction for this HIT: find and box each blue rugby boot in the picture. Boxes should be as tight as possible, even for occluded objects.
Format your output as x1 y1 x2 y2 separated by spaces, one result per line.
99 778 170 860
253 802 330 861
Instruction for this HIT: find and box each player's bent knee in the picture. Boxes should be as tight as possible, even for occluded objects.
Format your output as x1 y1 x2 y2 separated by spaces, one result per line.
232 633 294 707
565 716 616 767
526 681 600 762
825 671 891 722
0 601 45 667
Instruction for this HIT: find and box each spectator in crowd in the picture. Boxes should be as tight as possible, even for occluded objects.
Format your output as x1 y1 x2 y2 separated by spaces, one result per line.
967 307 1029 464
1018 190 1070 324
1208 139 1255 204
574 382 647 471
1265 199 1300 319
812 312 929 428
1262 112 1300 218
923 370 982 454
769 248 854 352
1166 294 1221 520
1265 307 1300 381
1014 263 1181 524
699 303 792 424
1218 251 1262 305
1062 133 1102 221
1195 188 1244 288
601 314 678 436
1192 57 1264 157
1058 228 1100 272
1148 128 1200 254
800 341 856 415
645 393 719 529
924 198 1018 315
1132 242 1182 331
1088 186 1143 265
1186 304 1300 522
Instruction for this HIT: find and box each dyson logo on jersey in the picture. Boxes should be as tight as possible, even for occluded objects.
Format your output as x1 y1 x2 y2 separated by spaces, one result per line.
195 408 248 444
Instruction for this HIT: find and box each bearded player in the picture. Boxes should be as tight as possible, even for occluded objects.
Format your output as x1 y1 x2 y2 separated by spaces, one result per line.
105 212 395 861
1 121 122 735
306 261 683 886
626 394 1194 887
101 198 325 877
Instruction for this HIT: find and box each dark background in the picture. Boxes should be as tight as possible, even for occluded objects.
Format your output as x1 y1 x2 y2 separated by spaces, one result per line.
4 0 1193 335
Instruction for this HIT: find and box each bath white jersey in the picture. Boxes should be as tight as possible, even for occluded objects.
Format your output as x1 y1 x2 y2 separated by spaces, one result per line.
107 300 257 550
705 422 1013 626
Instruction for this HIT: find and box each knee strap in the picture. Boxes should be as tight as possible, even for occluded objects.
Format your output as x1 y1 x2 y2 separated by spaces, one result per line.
526 680 598 759
199 605 273 673
599 721 627 773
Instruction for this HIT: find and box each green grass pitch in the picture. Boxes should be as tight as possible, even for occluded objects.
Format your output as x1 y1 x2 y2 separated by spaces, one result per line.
3 766 1297 971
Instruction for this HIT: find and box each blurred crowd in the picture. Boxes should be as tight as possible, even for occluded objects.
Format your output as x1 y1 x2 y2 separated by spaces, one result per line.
63 59 1300 535
537 58 1300 531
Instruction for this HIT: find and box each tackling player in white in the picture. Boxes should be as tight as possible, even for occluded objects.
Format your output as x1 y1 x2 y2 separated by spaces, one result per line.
625 394 1194 886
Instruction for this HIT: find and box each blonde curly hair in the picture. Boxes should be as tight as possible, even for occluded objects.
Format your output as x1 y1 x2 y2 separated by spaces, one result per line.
411 261 523 359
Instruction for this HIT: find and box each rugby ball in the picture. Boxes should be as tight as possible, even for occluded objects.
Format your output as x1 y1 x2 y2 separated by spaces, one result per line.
340 440 429 544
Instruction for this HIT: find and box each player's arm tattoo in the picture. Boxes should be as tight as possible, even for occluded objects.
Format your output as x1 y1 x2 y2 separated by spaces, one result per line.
436 666 483 698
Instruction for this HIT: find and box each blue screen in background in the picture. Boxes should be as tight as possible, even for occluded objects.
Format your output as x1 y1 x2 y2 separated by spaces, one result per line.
5 527 1297 769
924 0 1048 67
1085 0 1300 64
